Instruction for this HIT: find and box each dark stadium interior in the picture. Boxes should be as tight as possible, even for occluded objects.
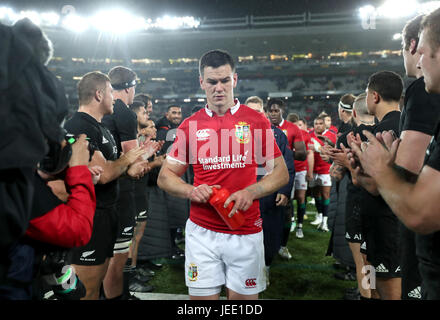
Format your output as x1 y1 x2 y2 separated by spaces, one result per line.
0 1 410 125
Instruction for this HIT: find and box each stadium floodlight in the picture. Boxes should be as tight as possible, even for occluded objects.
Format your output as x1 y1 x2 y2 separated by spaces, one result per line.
154 15 200 30
62 14 89 33
40 12 60 26
358 5 376 20
419 1 440 13
19 10 41 25
91 10 147 34
393 33 402 40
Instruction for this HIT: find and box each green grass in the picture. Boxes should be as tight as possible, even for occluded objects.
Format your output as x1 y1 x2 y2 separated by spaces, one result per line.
147 203 356 300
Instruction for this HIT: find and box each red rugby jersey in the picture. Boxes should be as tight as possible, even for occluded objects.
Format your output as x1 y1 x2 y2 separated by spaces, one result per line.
294 129 312 172
277 119 304 152
168 100 282 234
310 129 337 174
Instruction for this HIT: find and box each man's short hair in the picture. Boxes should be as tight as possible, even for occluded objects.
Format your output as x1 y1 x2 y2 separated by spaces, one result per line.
134 93 152 105
339 94 356 112
265 98 286 112
420 7 440 51
245 96 264 106
129 101 145 114
367 71 404 102
318 111 329 118
286 113 300 123
77 71 110 106
314 115 326 123
402 14 424 51
353 93 369 116
199 49 235 76
108 66 137 91
167 105 181 112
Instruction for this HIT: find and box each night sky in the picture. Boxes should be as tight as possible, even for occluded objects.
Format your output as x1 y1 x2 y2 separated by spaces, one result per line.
3 0 384 18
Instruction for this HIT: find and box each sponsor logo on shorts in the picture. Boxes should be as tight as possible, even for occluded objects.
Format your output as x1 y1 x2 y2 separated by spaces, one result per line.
80 250 96 262
375 263 389 273
102 136 109 144
345 232 351 240
188 263 198 282
408 286 422 299
395 266 401 273
245 278 257 288
353 234 361 241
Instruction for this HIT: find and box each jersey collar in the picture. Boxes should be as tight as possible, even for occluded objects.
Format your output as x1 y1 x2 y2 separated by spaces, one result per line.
279 118 285 127
205 99 241 117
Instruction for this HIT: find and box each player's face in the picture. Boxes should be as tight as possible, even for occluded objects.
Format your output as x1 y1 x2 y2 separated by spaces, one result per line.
268 104 283 126
314 119 325 134
136 106 149 127
365 88 376 116
247 102 263 113
417 29 440 94
324 116 331 129
200 64 237 110
127 86 136 105
145 120 156 139
166 107 182 125
146 101 153 116
102 81 115 115
296 120 306 131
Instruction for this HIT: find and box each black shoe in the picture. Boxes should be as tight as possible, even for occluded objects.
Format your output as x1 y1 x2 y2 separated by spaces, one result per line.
136 266 155 278
128 279 154 293
334 271 356 281
133 272 151 283
127 293 141 300
140 260 163 270
345 287 359 295
344 290 360 300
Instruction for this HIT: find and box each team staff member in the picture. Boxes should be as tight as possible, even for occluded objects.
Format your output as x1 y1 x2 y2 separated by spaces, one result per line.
308 116 337 232
158 50 289 300
350 9 440 300
64 71 148 300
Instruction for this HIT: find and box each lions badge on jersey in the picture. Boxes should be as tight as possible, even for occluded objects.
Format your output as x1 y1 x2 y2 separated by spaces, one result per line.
188 263 198 282
235 122 251 144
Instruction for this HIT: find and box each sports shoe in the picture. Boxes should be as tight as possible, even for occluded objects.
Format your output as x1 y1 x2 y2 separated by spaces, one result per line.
317 216 329 232
311 213 322 225
290 221 296 232
344 287 360 300
278 246 292 260
334 271 356 281
136 266 155 277
129 279 154 293
296 228 304 239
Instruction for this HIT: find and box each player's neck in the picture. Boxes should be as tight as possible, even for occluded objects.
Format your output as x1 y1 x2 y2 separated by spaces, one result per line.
78 105 104 122
375 103 400 121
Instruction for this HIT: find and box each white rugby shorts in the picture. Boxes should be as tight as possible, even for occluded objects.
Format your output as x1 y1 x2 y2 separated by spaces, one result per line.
184 219 266 296
308 173 332 188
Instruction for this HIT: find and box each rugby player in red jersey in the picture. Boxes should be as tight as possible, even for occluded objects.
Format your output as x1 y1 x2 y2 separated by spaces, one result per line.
158 50 289 300
308 115 337 231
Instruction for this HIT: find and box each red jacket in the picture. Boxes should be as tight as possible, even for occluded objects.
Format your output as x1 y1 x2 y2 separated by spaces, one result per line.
25 166 96 248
